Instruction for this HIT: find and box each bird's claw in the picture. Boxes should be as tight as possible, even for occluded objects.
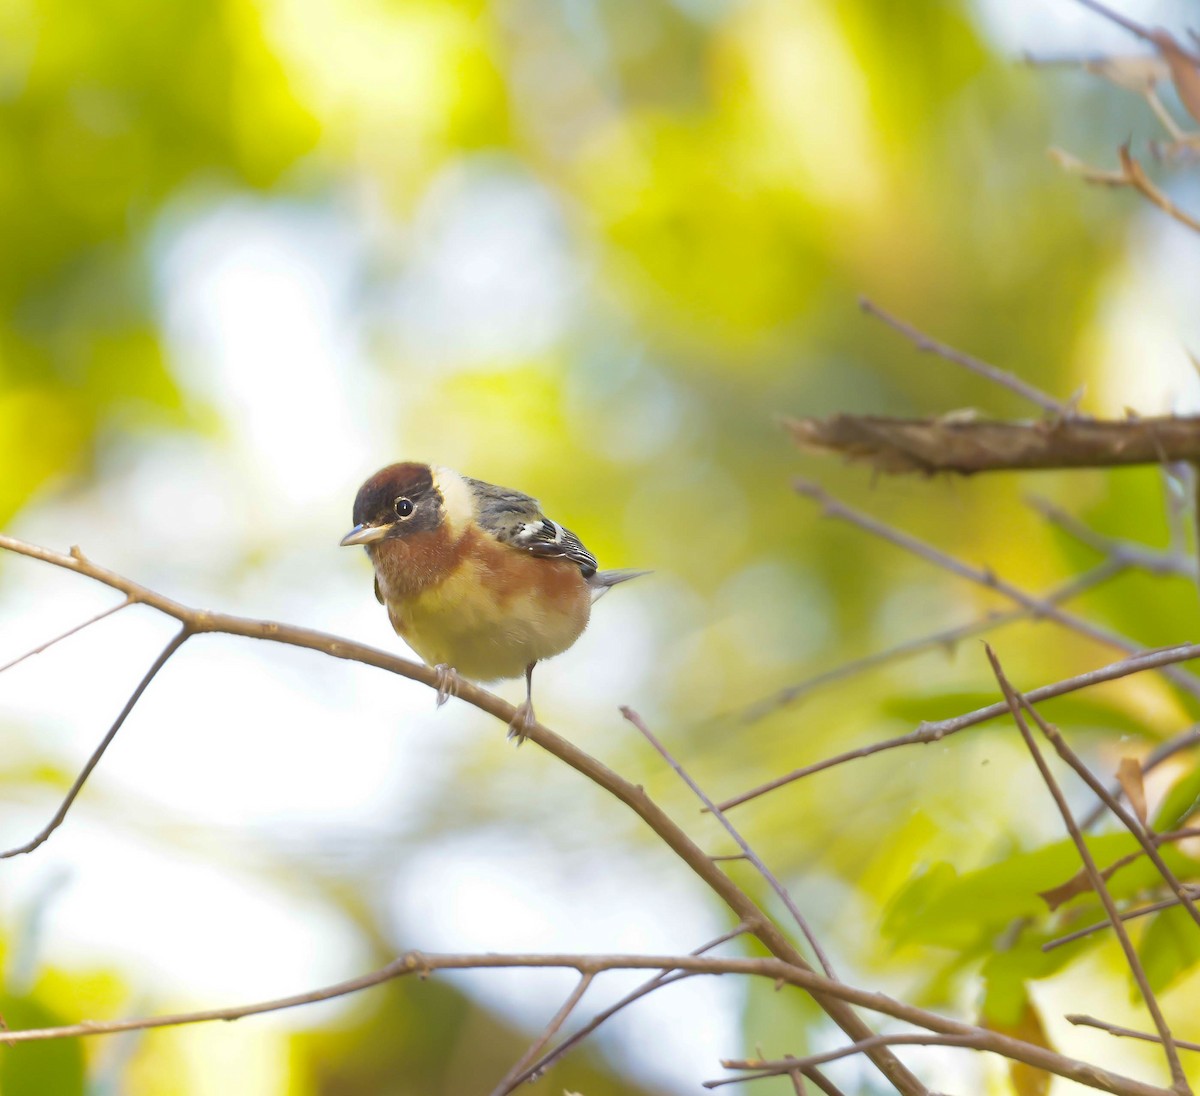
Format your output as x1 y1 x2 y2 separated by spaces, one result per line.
433 664 460 708
506 700 536 746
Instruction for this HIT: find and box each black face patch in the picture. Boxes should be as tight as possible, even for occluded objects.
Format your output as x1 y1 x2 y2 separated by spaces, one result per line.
351 463 443 535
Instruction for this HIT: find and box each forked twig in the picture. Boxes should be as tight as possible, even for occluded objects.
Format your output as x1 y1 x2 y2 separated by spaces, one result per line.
489 973 594 1096
509 926 748 1087
986 645 1189 1093
622 707 837 980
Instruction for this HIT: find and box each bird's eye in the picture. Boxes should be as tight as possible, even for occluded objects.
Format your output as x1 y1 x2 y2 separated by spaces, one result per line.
393 496 415 519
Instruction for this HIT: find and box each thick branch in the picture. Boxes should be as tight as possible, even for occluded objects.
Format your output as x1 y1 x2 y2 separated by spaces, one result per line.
788 415 1200 476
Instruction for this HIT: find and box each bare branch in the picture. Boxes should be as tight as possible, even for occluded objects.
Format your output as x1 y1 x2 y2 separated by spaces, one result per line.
622 707 837 979
511 926 749 1086
718 643 1200 812
789 415 1200 476
858 298 1073 416
1069 1014 1200 1054
0 627 191 859
1072 0 1200 66
1044 889 1200 953
708 1034 979 1088
1041 827 1200 911
1019 704 1200 933
490 973 594 1096
0 949 1176 1096
0 599 131 675
0 535 926 1095
736 561 1126 726
1116 145 1200 233
1079 722 1200 832
986 646 1188 1092
793 480 1200 699
1052 144 1200 234
1027 496 1195 578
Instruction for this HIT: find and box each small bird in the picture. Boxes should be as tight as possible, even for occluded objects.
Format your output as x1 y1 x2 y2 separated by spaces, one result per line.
340 463 645 739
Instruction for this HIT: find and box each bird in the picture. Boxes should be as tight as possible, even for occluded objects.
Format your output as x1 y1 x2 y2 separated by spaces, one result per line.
340 462 646 740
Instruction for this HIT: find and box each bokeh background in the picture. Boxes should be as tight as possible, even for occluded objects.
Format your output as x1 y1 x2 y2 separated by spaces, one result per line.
3 0 1200 1092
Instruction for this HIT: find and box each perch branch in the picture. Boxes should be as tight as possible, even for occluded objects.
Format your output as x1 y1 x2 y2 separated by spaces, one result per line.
0 534 924 1096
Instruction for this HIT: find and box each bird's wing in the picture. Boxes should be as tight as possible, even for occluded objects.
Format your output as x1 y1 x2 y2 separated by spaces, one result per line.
466 477 599 577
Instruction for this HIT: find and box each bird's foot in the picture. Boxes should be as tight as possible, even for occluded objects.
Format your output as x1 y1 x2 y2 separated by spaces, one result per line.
432 664 461 708
506 700 536 746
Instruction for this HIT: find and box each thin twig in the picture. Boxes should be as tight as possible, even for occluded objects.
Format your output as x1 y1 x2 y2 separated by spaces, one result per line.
1027 496 1196 578
1072 0 1200 67
0 599 131 675
622 707 838 980
511 926 749 1086
736 561 1126 726
0 628 191 859
1116 145 1200 234
1054 144 1200 235
986 645 1189 1093
1042 827 1200 912
1079 723 1200 832
489 973 594 1096
1022 702 1200 932
1044 889 1200 952
718 643 1200 812
708 1034 980 1088
859 298 1073 416
793 480 1200 700
1069 1014 1200 1054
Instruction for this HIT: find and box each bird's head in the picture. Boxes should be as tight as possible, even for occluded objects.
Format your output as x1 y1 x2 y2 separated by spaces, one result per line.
340 462 445 547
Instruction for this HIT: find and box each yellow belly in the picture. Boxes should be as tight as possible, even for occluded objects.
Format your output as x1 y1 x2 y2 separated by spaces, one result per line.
387 556 591 681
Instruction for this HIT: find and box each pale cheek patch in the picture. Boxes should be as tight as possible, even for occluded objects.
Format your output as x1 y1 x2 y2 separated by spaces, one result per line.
432 467 476 538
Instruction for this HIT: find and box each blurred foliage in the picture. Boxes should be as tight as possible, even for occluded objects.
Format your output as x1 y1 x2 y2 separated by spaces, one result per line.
4 0 1200 1092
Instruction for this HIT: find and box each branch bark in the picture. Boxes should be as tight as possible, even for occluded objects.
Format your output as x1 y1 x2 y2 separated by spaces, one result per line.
788 414 1200 476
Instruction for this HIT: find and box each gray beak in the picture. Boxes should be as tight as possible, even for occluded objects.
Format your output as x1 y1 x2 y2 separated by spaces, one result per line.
340 523 390 547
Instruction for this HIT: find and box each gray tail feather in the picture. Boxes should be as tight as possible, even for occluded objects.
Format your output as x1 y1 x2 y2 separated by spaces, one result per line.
588 568 651 600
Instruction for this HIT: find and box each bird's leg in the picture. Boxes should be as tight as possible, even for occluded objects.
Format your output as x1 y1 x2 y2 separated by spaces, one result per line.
506 663 537 745
432 664 461 708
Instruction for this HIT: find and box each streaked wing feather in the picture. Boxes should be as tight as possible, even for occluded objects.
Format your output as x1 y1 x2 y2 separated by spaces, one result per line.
467 477 598 577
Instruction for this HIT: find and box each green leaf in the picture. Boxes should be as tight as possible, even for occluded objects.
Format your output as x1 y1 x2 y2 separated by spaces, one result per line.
1138 904 1200 995
883 834 1144 949
1154 764 1200 832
